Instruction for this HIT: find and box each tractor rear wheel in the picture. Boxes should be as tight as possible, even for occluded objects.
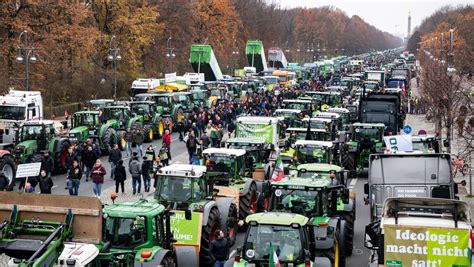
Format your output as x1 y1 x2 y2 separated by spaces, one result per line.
116 130 126 151
156 118 164 139
0 155 15 188
239 182 257 221
341 152 356 178
102 127 117 155
55 141 71 174
227 203 238 246
337 220 348 267
342 209 355 256
143 125 153 143
200 207 221 266
160 254 175 267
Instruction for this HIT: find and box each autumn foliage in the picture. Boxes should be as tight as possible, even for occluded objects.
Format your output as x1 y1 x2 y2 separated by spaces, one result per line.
0 0 401 104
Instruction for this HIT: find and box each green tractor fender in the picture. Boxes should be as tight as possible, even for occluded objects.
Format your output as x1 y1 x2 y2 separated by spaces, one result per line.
134 247 173 265
128 116 143 129
98 124 108 139
105 119 119 131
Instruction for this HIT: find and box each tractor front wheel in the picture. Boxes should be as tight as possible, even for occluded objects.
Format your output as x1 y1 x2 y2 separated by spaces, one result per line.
117 130 126 151
160 254 175 267
0 155 15 188
143 125 153 143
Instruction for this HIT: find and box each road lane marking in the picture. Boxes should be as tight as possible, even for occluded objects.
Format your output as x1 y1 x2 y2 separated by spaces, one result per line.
350 178 358 186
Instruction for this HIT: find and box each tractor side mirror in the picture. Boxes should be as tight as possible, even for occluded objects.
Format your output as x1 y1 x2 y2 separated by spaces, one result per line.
185 209 192 220
364 183 369 195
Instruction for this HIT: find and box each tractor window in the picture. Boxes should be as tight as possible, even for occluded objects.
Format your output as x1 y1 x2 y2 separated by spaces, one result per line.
354 128 382 141
156 176 194 202
206 156 235 175
0 106 25 120
210 89 222 97
297 146 328 163
274 188 319 213
244 224 304 263
303 120 327 130
155 97 170 106
153 215 164 246
132 104 150 115
21 125 44 141
174 94 190 104
192 91 205 101
104 217 146 248
74 113 97 127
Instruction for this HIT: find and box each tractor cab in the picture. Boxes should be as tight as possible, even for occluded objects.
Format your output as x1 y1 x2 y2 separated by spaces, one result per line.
295 164 346 185
326 108 351 126
154 164 209 208
225 137 272 168
190 87 211 109
274 109 303 128
69 111 99 142
14 121 56 162
172 92 193 112
88 99 114 111
411 134 441 153
286 128 331 144
294 140 334 165
202 148 248 181
102 105 130 128
282 99 314 116
134 93 172 116
314 112 343 131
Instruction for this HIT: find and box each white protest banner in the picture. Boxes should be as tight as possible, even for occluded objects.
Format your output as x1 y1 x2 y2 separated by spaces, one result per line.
16 162 42 178
165 72 177 83
384 135 413 152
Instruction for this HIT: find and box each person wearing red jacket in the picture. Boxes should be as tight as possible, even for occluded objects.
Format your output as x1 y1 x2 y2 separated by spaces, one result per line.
91 159 106 199
162 130 172 161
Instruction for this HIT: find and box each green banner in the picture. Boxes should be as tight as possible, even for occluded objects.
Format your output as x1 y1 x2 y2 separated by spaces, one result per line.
236 124 274 144
384 226 471 267
170 210 202 246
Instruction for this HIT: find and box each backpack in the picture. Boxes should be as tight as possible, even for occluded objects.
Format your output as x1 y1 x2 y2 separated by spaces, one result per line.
129 160 141 175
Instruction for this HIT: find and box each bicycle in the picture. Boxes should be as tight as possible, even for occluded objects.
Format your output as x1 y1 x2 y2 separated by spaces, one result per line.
452 155 470 177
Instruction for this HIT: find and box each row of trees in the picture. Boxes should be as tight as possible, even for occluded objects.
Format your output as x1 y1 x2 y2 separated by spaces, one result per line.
0 0 402 104
413 6 473 155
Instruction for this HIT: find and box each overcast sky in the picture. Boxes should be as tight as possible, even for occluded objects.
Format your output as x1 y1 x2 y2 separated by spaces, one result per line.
279 0 471 38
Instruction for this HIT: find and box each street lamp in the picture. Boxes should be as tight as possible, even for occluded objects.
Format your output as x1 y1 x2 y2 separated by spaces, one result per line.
16 31 37 91
166 37 176 73
107 35 121 100
232 47 239 75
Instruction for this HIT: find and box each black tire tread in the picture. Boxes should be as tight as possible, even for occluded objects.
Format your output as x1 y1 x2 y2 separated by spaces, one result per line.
200 207 221 266
239 182 257 220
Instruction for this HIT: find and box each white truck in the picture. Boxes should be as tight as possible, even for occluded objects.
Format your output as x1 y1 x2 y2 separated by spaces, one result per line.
0 90 43 144
365 197 472 267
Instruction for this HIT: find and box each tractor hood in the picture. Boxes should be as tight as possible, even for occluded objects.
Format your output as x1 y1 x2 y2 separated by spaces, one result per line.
15 140 37 157
70 126 89 135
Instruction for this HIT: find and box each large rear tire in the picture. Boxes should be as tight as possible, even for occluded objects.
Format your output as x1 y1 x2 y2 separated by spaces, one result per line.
54 141 71 174
200 207 221 266
342 210 355 256
341 152 356 178
143 124 153 143
102 127 117 155
239 182 257 221
337 221 347 267
160 254 175 267
156 118 165 139
0 155 15 188
227 203 238 246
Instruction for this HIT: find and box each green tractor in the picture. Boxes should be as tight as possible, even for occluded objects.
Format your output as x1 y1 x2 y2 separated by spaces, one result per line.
93 198 198 267
13 121 71 173
225 137 274 168
134 92 186 136
293 140 336 165
154 164 238 266
225 212 332 267
202 148 265 219
341 123 385 176
129 101 161 142
69 111 118 154
269 176 355 266
101 105 132 150
190 86 212 109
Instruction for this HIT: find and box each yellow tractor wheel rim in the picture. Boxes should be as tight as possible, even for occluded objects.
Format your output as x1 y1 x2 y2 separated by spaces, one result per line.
158 121 164 136
177 111 184 122
334 239 339 267
149 128 154 140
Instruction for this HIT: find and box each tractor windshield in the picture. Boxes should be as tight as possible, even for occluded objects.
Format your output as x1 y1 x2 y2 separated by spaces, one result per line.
297 146 328 163
155 96 170 107
0 106 25 120
205 155 236 175
302 120 328 130
103 217 146 248
74 113 97 127
21 125 45 141
354 128 382 141
156 176 205 203
104 108 129 121
131 104 151 115
192 91 206 101
210 89 223 97
244 224 304 263
273 188 319 214
173 94 190 105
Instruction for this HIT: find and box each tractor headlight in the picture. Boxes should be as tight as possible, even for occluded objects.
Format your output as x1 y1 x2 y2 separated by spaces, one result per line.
193 204 204 212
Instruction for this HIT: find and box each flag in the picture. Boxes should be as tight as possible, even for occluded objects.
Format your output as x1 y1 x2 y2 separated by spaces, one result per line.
401 82 406 97
271 156 284 182
269 243 281 267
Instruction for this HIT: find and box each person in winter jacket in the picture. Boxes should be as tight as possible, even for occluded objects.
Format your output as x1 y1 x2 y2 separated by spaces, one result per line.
68 160 82 195
186 131 197 164
162 130 172 160
141 157 153 192
108 144 122 180
82 145 97 182
133 129 144 157
210 229 229 267
41 151 54 177
125 128 133 157
129 152 142 195
91 159 106 198
114 160 126 194
38 170 53 194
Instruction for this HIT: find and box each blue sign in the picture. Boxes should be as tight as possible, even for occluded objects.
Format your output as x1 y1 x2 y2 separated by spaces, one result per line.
403 125 412 134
